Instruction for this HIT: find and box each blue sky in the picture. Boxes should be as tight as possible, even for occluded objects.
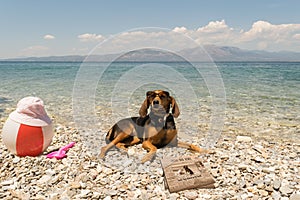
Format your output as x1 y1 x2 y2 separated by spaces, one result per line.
1 0 300 58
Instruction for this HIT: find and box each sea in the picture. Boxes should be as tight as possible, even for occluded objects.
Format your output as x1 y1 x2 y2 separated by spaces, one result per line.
0 61 299 144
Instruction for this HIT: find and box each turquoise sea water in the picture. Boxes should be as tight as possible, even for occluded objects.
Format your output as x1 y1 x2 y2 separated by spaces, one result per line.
0 61 299 142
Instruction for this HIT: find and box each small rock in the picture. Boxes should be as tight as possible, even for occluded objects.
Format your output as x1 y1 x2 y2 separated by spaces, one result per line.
1 180 14 186
210 169 218 177
258 190 268 197
262 167 275 173
238 164 248 171
280 197 289 200
265 185 273 192
240 193 248 199
153 185 163 196
12 157 20 164
37 175 51 184
70 181 81 189
220 155 229 161
45 169 56 176
257 182 265 190
103 196 111 200
290 193 300 200
133 189 142 198
240 179 246 188
271 191 281 200
106 190 118 196
279 185 293 195
127 148 135 156
253 156 265 163
80 189 91 197
237 136 252 143
2 185 16 191
103 167 113 175
169 193 179 200
252 144 264 154
273 179 281 190
184 191 198 200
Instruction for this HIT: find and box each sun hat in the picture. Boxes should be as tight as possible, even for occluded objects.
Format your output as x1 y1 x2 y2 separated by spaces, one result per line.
9 97 52 126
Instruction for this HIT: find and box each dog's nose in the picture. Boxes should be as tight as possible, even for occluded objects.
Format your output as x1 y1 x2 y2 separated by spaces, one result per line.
153 100 159 105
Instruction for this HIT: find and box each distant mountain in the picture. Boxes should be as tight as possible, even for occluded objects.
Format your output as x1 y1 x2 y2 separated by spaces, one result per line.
180 45 300 62
2 45 300 62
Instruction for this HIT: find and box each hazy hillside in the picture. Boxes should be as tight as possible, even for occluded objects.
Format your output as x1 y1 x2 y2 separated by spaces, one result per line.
3 45 300 62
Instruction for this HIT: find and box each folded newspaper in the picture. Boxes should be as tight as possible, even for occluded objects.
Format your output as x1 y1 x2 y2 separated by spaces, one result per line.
161 156 215 192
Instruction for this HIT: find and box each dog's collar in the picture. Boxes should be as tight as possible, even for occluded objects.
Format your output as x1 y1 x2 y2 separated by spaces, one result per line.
149 113 170 127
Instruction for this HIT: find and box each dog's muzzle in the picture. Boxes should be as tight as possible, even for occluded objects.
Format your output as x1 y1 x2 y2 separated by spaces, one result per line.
153 100 160 108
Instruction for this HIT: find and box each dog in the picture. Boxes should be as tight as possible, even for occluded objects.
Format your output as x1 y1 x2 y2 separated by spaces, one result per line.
99 90 207 163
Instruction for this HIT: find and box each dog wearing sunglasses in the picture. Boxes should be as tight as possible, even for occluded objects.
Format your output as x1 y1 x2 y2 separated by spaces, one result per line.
99 90 207 163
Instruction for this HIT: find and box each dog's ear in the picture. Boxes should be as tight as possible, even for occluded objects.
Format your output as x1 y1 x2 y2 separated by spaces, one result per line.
170 96 180 118
139 91 152 117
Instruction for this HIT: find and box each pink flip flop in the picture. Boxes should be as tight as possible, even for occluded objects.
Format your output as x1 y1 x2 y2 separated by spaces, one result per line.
46 142 75 159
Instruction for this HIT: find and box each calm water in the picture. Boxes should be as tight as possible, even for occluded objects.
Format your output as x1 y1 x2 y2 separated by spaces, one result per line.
0 61 299 142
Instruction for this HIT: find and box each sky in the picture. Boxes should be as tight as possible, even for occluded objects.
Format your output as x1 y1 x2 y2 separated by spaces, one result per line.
0 0 300 59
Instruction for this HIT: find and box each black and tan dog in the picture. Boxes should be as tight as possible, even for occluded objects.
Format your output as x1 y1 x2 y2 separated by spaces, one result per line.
99 90 207 163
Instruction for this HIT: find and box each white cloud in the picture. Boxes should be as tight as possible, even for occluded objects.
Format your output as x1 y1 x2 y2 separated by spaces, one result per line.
171 20 300 52
79 20 300 55
241 21 300 42
197 19 231 33
237 21 300 51
43 34 55 40
173 26 187 33
78 33 104 42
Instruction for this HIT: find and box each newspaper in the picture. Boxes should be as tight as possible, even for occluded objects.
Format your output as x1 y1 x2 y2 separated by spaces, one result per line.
161 156 215 193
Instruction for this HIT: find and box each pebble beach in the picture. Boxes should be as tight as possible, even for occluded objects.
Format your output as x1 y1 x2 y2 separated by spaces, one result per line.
1 108 299 200
1 61 300 199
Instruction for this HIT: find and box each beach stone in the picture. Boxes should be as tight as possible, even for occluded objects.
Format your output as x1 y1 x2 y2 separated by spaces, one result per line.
1 180 14 186
103 196 112 200
133 188 141 196
237 136 252 143
202 194 212 199
290 193 300 200
253 156 265 163
37 175 51 184
239 179 246 188
273 179 281 190
3 185 16 191
169 193 179 200
127 148 135 156
262 167 275 173
258 190 269 197
265 185 273 192
103 167 113 175
70 181 81 189
280 198 289 200
211 169 218 177
271 191 281 200
45 169 56 176
279 185 293 195
238 164 248 171
252 145 264 154
12 157 20 164
257 182 265 190
184 191 198 200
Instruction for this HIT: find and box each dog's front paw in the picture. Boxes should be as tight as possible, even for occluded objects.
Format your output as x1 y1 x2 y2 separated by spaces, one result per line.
99 146 107 159
141 152 156 163
190 144 211 154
